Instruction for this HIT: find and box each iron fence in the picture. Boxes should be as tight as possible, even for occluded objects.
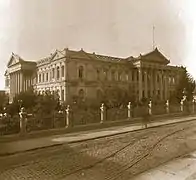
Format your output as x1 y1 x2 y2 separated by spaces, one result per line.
0 102 195 136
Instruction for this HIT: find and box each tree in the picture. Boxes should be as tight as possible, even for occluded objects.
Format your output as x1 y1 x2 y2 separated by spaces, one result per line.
102 86 132 108
172 66 195 103
33 90 60 115
0 92 9 113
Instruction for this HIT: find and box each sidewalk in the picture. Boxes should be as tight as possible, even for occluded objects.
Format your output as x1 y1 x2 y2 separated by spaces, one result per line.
132 151 196 180
0 115 196 157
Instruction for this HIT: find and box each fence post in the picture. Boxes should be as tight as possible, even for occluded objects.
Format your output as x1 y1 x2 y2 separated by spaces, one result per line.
127 102 132 118
166 100 169 114
100 103 105 124
180 100 184 112
19 107 27 135
148 100 152 116
65 105 70 128
192 99 195 114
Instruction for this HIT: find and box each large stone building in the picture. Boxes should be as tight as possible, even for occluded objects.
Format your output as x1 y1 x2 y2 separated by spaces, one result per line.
5 47 183 103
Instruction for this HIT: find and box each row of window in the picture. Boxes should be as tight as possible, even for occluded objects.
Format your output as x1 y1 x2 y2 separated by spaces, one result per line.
78 66 177 84
38 66 65 83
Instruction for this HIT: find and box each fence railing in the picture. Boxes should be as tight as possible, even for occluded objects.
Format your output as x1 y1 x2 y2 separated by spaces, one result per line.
0 101 195 136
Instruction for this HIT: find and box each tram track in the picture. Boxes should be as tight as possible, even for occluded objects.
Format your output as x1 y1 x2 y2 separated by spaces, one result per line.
59 122 194 179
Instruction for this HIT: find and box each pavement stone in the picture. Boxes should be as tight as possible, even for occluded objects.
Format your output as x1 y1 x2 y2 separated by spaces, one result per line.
1 121 196 180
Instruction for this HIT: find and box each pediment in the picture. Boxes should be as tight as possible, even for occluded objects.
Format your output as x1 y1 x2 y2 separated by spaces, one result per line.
7 53 23 67
51 50 66 61
139 48 170 65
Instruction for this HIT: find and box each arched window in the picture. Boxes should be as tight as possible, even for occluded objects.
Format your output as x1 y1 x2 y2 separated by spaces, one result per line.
61 65 65 77
52 68 55 79
78 66 84 79
97 69 100 80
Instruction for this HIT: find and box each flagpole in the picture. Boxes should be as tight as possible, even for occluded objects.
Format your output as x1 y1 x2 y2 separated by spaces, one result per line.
153 26 155 50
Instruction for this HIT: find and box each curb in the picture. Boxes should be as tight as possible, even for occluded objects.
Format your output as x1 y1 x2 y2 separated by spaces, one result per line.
0 116 195 157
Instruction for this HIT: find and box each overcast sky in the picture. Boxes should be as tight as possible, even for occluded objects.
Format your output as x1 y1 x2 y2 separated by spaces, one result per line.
0 0 196 89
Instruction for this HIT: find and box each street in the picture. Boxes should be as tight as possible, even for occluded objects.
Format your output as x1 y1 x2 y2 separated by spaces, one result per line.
0 120 196 180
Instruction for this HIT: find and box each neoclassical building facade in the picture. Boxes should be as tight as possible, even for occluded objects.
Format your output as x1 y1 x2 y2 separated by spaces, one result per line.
5 47 183 103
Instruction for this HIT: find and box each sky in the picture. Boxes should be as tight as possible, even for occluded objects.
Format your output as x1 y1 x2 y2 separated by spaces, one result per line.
0 0 196 90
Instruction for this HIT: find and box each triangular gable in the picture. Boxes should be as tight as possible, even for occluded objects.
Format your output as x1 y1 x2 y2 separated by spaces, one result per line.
66 49 92 60
7 53 23 67
139 48 170 65
50 50 66 61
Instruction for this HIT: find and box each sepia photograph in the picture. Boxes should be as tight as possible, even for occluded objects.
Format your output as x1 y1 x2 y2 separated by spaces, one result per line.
0 0 196 179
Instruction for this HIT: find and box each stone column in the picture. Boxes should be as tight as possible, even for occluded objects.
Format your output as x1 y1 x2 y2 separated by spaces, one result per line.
144 69 148 98
17 72 20 93
164 71 168 100
154 69 158 98
20 73 23 92
59 63 62 80
160 70 163 100
18 72 20 93
16 72 18 94
14 73 16 96
138 68 142 100
150 69 153 98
